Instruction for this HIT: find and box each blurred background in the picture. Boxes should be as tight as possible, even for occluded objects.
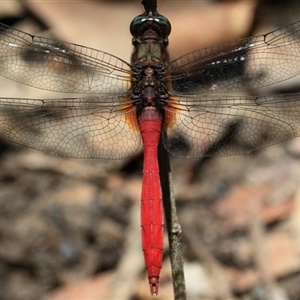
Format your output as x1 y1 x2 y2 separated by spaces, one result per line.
0 0 300 299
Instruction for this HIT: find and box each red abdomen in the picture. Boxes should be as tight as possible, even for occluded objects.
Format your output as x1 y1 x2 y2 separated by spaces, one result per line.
138 106 163 295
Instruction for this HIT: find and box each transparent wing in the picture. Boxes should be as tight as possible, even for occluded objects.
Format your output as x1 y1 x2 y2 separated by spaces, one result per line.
168 20 300 93
0 23 131 95
0 96 141 159
163 93 300 158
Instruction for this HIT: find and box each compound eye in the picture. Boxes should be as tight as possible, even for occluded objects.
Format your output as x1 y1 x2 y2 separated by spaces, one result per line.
130 14 171 38
155 15 171 37
130 15 144 37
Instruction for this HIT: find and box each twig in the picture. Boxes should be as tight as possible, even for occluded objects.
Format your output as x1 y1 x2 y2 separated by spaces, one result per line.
158 138 186 300
141 0 157 14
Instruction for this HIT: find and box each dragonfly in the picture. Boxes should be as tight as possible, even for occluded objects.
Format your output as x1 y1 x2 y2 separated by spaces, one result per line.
1 0 300 295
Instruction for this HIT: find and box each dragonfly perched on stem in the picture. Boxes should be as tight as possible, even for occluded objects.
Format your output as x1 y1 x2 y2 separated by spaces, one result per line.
1 0 300 296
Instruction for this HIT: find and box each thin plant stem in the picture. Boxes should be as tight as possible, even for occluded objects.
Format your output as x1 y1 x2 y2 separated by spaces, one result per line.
158 138 186 300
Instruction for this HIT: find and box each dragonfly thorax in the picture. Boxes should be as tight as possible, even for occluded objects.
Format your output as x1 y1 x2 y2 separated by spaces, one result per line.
131 62 169 109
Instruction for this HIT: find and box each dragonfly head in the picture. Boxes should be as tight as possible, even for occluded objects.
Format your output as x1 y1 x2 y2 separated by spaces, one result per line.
130 14 171 42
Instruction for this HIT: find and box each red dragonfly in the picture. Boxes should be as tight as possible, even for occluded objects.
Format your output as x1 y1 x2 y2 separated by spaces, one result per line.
1 0 300 295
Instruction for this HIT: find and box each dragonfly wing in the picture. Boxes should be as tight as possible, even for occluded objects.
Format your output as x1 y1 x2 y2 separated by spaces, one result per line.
0 23 131 94
168 20 300 93
0 96 141 159
163 94 299 158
